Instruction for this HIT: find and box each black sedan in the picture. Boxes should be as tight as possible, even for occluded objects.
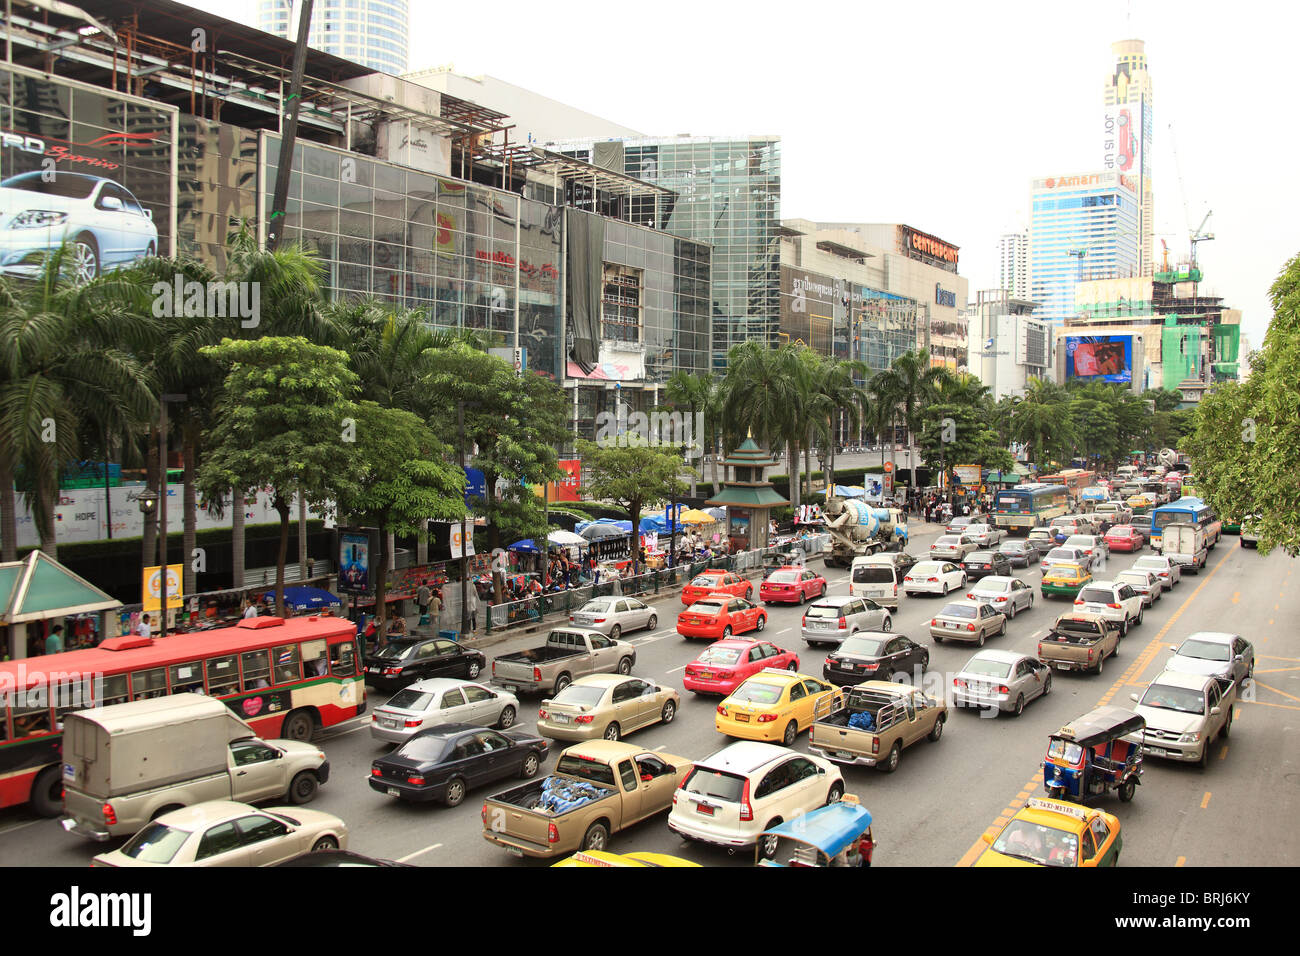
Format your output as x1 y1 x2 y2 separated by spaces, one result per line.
364 634 487 691
369 723 548 806
961 550 1012 581
996 539 1040 568
823 632 930 687
276 850 412 867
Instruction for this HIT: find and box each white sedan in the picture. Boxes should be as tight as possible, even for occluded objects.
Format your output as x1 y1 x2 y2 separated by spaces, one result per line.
966 575 1035 619
92 801 348 867
568 597 657 639
1131 554 1181 588
1072 580 1146 636
964 524 1005 548
903 560 967 596
1115 568 1163 607
370 678 520 744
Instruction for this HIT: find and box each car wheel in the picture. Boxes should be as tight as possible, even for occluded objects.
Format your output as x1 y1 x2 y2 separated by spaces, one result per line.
1012 694 1025 718
467 660 481 679
281 709 315 742
145 241 157 258
646 614 657 631
29 766 63 818
825 783 844 805
799 590 807 605
511 750 539 781
582 821 610 852
496 705 516 730
610 624 621 640
1009 602 1017 620
444 776 468 807
976 629 985 647
617 656 633 675
942 583 949 596
659 700 677 725
311 836 340 852
1095 654 1105 675
933 635 943 644
921 653 930 670
782 720 798 747
1197 744 1210 769
70 233 100 284
289 771 320 805
881 616 892 632
759 825 782 860
1219 711 1232 739
1136 608 1143 626
882 740 902 773
554 674 572 695
1120 617 1129 637
1118 777 1137 802
756 615 767 632
998 618 1007 637
604 722 621 741
1042 673 1052 696
722 626 733 638
928 716 945 741
787 660 798 671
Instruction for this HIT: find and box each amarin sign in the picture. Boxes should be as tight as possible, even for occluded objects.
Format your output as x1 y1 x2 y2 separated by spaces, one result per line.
594 409 704 459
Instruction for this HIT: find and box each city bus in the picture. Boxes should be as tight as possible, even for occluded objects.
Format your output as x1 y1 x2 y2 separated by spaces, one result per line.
992 483 1070 532
0 615 364 816
1149 497 1223 553
1038 469 1097 499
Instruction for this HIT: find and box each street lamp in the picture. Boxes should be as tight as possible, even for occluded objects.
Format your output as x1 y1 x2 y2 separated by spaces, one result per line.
136 489 158 516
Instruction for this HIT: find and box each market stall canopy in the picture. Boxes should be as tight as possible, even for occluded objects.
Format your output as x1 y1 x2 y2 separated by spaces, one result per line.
704 507 727 520
0 550 121 624
508 539 542 552
546 530 586 546
822 485 867 498
278 586 342 612
579 523 628 541
678 509 717 525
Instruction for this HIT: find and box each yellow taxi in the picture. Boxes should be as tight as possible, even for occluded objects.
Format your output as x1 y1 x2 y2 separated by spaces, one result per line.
1126 492 1157 514
551 850 700 867
974 797 1121 867
1040 563 1092 599
715 668 842 747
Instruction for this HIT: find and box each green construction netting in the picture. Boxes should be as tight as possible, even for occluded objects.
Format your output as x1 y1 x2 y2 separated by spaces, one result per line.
1162 324 1202 387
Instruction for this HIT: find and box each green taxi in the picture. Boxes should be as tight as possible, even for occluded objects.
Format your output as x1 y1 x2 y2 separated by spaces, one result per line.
1041 563 1091 599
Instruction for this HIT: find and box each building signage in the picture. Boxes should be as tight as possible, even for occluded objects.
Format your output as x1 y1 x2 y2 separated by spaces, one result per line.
935 284 957 308
1042 174 1102 189
902 226 959 269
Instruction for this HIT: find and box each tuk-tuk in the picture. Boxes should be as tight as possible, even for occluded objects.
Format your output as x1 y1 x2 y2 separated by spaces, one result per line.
1042 706 1145 803
762 548 805 578
756 796 873 866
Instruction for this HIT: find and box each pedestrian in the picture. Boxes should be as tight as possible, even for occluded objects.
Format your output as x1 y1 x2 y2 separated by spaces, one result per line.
858 826 876 867
416 580 431 619
44 624 65 655
242 598 258 620
429 587 443 625
137 613 152 639
467 584 479 632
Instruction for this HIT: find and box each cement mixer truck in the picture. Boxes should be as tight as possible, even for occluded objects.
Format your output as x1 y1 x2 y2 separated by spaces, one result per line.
822 496 909 567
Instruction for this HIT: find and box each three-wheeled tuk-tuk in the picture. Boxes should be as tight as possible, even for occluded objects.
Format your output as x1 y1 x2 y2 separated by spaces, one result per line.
756 796 874 866
1042 706 1145 803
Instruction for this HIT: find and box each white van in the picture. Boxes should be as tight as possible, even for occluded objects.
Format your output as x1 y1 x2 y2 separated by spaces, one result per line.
1115 465 1139 482
850 555 903 609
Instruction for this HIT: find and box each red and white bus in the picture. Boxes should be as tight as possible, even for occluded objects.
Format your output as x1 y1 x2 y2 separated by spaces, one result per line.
1038 469 1097 500
0 615 364 816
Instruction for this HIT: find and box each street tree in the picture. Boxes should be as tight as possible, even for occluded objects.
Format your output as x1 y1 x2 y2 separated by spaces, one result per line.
918 374 1014 493
577 439 689 575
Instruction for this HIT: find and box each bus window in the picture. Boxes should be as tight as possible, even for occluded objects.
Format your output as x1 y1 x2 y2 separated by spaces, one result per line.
0 708 7 742
12 701 51 736
169 661 204 694
206 655 239 696
302 639 328 678
54 678 94 729
273 645 301 684
131 668 167 700
240 649 272 691
329 640 357 678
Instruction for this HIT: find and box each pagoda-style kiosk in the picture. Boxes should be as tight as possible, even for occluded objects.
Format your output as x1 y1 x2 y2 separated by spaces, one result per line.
705 437 789 552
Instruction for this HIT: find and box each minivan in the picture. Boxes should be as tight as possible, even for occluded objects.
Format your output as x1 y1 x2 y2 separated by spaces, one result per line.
849 556 902 608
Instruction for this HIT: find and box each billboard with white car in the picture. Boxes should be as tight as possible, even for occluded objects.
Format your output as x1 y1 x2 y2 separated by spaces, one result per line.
0 66 174 283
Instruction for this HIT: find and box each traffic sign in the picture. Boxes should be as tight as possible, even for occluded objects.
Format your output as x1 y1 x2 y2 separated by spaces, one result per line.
883 462 894 473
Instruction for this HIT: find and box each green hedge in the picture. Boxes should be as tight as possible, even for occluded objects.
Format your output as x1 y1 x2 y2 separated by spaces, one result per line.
21 520 327 564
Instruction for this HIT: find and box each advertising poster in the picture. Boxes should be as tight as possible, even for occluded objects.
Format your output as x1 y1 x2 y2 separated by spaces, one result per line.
1 67 173 283
1102 104 1142 177
1066 335 1133 383
142 564 183 612
338 530 372 594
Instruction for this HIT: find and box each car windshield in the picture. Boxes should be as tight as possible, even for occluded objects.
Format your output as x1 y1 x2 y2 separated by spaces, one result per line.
940 603 977 619
992 821 1077 867
1134 559 1166 571
838 636 888 656
691 575 723 587
912 563 944 575
1 171 98 198
963 657 1012 678
580 600 614 613
385 689 434 711
852 566 895 584
118 822 191 864
555 754 616 786
1116 573 1148 588
767 571 799 584
967 551 995 562
805 604 845 619
949 519 970 528
371 641 417 661
1064 537 1093 547
729 681 784 705
1050 568 1082 580
1047 549 1079 560
973 580 1010 594
1139 684 1206 713
689 601 724 615
936 536 961 546
394 735 450 762
1077 588 1116 604
999 542 1026 552
1177 640 1232 662
682 767 745 802
1048 739 1084 764
553 685 607 707
696 646 743 665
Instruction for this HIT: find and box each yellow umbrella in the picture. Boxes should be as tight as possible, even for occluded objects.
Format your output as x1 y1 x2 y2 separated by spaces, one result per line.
678 509 716 524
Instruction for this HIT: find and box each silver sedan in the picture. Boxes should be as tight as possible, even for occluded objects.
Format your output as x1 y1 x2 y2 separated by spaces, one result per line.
952 649 1052 717
568 597 658 639
1165 632 1255 688
965 575 1035 619
965 524 1005 548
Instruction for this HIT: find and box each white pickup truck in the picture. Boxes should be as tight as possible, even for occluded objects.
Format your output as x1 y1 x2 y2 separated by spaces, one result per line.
491 627 636 696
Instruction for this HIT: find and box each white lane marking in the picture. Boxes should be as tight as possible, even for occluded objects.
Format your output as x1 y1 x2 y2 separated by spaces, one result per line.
631 632 679 647
666 664 688 673
332 723 372 736
0 818 47 836
396 842 443 864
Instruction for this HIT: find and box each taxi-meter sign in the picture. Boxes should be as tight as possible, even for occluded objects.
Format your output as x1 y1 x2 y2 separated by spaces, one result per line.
143 564 183 611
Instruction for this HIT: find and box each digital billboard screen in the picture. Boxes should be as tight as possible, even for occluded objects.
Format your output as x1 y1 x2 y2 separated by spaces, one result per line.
1066 335 1133 383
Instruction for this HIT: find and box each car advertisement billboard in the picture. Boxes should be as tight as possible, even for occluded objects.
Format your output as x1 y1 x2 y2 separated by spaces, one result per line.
1101 104 1142 178
1066 335 1133 383
0 67 173 283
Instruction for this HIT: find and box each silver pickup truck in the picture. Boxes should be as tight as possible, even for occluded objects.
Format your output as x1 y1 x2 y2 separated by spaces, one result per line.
491 627 636 696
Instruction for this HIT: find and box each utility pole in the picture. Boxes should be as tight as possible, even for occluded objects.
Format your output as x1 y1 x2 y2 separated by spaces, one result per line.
266 0 314 251
457 400 469 637
158 393 187 638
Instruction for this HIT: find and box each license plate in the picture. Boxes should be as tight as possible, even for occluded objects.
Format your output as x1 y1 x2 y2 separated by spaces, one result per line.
811 621 831 630
696 803 715 816
387 787 400 797
946 622 959 629
735 713 750 722
502 685 518 693
507 847 525 858
367 666 380 673
699 671 714 680
551 715 571 724
62 763 75 783
1145 746 1167 756
836 751 854 760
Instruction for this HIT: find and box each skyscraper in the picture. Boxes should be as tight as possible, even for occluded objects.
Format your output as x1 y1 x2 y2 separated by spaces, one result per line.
1103 39 1154 276
257 0 410 76
999 232 1029 299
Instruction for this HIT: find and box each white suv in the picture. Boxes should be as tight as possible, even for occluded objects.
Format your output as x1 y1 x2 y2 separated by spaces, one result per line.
1073 580 1145 636
667 741 844 858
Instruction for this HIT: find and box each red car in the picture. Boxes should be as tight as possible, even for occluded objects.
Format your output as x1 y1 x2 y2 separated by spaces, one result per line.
759 566 827 605
1104 524 1146 552
681 569 753 606
676 593 767 641
682 638 800 696
1117 108 1137 172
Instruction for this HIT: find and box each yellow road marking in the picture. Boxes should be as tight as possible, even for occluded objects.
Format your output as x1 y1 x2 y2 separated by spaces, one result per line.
1260 655 1300 663
1219 744 1229 760
955 540 1240 865
1253 680 1300 704
1231 591 1240 604
1254 666 1300 675
1201 792 1212 809
1238 698 1300 713
1176 856 1186 867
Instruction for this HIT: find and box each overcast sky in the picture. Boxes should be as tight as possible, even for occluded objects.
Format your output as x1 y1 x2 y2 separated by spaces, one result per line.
197 0 1295 347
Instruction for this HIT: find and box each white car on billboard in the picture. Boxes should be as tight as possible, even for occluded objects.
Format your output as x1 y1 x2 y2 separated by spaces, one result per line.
0 171 158 282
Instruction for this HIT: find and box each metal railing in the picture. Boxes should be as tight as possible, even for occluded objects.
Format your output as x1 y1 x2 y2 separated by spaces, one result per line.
481 534 830 635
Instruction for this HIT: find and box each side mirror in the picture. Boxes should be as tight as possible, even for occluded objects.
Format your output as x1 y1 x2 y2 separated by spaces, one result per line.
1210 706 1221 716
982 832 995 846
1130 693 1140 703
1234 655 1243 662
817 766 826 774
100 195 123 210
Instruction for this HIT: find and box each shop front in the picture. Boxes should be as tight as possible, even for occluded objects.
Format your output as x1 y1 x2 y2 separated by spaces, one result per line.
1 552 123 660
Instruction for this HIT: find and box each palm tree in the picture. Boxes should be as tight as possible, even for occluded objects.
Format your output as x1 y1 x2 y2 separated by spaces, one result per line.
867 370 901 477
1011 376 1075 471
0 247 156 561
721 342 802 500
664 370 722 496
879 349 948 481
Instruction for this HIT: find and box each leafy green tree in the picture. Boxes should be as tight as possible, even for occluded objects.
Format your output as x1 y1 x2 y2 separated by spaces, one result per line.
873 349 947 479
198 336 361 615
918 374 1013 490
576 439 688 575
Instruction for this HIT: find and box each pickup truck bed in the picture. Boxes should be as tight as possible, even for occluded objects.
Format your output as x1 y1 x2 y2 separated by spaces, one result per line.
809 682 945 773
495 647 582 665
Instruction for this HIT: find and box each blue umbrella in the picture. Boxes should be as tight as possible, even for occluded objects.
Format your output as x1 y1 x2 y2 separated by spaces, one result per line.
508 539 541 552
279 586 342 611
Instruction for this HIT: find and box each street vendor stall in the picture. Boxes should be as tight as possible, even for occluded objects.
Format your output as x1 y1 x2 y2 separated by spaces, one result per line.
0 551 122 657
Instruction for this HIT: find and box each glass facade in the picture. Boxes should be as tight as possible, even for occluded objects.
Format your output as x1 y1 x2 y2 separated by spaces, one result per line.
177 117 258 270
778 265 917 373
257 0 410 76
